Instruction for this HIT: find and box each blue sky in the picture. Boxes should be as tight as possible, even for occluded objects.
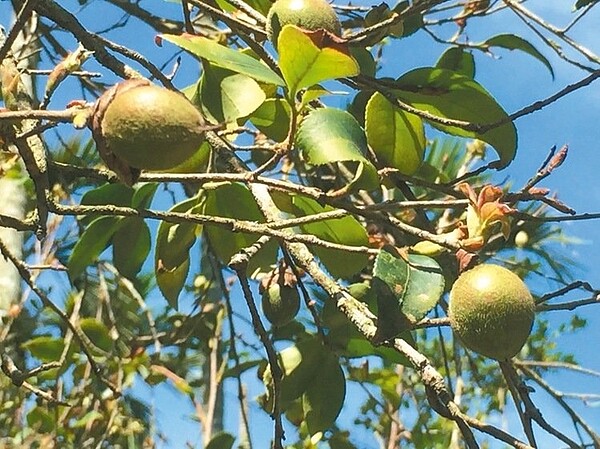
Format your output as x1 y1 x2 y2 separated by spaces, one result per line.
1 1 600 448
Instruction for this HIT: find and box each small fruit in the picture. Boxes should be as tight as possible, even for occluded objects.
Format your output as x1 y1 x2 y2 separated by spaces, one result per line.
92 79 208 181
448 264 535 361
266 0 342 46
261 282 301 327
514 230 529 248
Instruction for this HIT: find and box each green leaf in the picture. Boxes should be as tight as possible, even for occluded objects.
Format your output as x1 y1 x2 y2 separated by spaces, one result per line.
278 25 359 97
393 67 517 167
296 108 379 192
161 34 284 86
302 352 345 435
113 218 151 279
292 196 369 279
80 183 134 225
484 34 554 79
248 98 291 142
574 0 599 9
155 196 203 308
80 318 113 353
365 92 425 175
81 183 134 207
436 47 475 78
162 141 212 174
262 337 328 405
204 183 277 275
199 62 266 123
68 216 122 280
27 407 55 433
71 411 104 429
205 432 235 449
132 183 158 209
22 336 65 362
157 259 190 310
321 283 412 366
373 250 444 335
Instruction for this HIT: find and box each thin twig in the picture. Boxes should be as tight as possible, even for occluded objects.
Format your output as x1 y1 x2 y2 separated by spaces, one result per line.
0 238 121 396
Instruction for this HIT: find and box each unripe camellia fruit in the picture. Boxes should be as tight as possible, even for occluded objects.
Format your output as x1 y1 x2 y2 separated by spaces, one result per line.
92 79 207 182
448 264 535 361
261 282 301 327
266 0 342 46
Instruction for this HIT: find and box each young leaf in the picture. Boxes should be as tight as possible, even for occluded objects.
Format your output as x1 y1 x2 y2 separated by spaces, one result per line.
113 217 151 279
296 108 379 192
393 67 517 168
292 196 369 279
161 34 284 86
155 196 204 308
302 352 346 435
484 34 554 79
278 25 359 97
436 47 475 78
199 62 266 123
79 317 113 353
22 336 65 362
157 260 190 310
68 216 122 281
365 92 425 175
373 250 445 335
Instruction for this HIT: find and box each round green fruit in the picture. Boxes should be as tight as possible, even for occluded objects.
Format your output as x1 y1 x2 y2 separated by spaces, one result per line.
261 283 300 327
266 0 342 46
448 264 535 361
100 82 206 170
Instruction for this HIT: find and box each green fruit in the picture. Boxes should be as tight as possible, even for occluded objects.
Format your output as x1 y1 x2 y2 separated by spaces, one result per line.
261 283 300 327
101 83 206 170
266 0 342 46
448 264 535 361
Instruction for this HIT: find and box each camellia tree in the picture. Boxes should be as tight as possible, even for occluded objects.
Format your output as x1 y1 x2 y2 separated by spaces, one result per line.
0 0 599 448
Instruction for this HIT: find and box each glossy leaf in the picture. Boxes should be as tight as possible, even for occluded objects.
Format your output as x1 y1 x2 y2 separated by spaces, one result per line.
80 318 113 353
373 250 444 326
161 34 284 86
302 352 345 435
296 108 379 192
155 196 204 308
113 218 151 278
248 98 291 142
484 34 554 79
22 336 65 362
436 47 475 78
68 216 122 281
278 25 359 97
204 183 277 275
365 92 425 175
200 63 266 123
393 67 517 168
292 196 369 279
